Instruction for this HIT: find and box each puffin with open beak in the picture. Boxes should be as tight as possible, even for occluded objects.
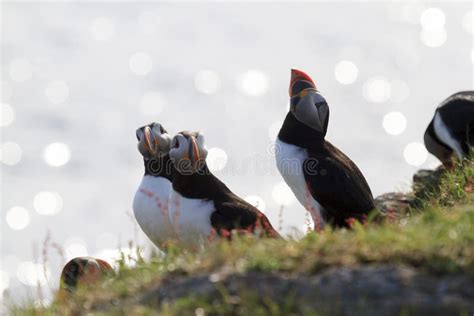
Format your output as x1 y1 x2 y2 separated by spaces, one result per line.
424 91 474 168
168 131 280 248
59 257 114 295
275 69 375 229
133 122 178 248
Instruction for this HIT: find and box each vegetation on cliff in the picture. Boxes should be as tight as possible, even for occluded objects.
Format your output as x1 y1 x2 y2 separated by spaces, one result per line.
12 159 474 315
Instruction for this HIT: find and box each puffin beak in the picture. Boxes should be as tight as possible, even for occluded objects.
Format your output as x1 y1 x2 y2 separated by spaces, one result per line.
188 136 201 163
143 126 157 155
316 101 329 130
289 69 316 97
153 133 160 150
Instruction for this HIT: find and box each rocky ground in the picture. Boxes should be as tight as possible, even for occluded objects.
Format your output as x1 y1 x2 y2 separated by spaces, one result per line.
12 162 474 315
110 266 473 316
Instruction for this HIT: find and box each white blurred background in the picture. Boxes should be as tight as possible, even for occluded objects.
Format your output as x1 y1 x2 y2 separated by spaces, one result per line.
1 0 473 308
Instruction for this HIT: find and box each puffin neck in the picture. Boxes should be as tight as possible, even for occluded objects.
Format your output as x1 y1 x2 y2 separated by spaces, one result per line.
427 119 452 152
278 112 326 149
172 164 226 199
143 154 173 181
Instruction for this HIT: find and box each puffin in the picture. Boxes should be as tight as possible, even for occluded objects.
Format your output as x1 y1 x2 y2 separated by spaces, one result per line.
133 122 177 248
424 91 474 168
168 131 280 247
275 69 375 229
59 257 113 294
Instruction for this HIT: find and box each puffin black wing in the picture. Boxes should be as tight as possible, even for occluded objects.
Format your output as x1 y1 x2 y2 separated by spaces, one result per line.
211 196 280 238
303 141 375 228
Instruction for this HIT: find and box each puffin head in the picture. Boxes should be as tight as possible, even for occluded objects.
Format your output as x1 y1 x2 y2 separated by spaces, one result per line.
59 257 114 294
169 131 208 174
136 122 172 159
288 69 329 136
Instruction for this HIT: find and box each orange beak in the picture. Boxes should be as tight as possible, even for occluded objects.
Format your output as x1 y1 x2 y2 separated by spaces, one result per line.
188 136 201 163
143 126 157 155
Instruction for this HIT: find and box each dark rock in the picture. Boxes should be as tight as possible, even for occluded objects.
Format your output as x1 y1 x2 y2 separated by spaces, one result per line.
131 266 473 316
413 167 445 191
374 192 415 218
373 167 447 221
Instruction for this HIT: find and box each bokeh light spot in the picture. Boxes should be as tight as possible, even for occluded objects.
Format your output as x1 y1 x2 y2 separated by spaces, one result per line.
420 8 446 31
237 70 268 96
404 142 428 166
16 262 50 287
462 10 474 34
334 60 359 84
43 142 71 167
383 112 407 136
363 77 391 103
0 142 22 165
206 147 228 172
272 182 296 206
420 29 447 47
0 103 14 127
33 191 63 216
45 80 69 104
6 207 30 231
64 238 88 260
90 17 115 41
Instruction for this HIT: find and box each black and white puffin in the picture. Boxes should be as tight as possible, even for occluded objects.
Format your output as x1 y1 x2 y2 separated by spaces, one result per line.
133 122 177 247
275 69 375 229
168 131 280 247
424 91 474 167
59 257 113 294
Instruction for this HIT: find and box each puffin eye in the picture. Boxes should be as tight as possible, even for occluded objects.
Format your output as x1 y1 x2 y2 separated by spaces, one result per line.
136 129 142 141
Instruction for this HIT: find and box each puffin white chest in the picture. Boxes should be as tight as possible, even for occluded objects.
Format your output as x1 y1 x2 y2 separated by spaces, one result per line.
434 112 463 159
133 175 175 247
275 139 325 228
169 190 215 248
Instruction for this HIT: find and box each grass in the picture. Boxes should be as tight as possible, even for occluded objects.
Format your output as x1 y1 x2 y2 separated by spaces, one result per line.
11 159 474 315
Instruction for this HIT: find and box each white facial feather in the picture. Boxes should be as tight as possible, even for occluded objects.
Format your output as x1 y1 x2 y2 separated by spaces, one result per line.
169 132 208 173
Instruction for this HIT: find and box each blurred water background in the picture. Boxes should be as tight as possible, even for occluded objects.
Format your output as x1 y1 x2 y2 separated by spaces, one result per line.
1 0 473 308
